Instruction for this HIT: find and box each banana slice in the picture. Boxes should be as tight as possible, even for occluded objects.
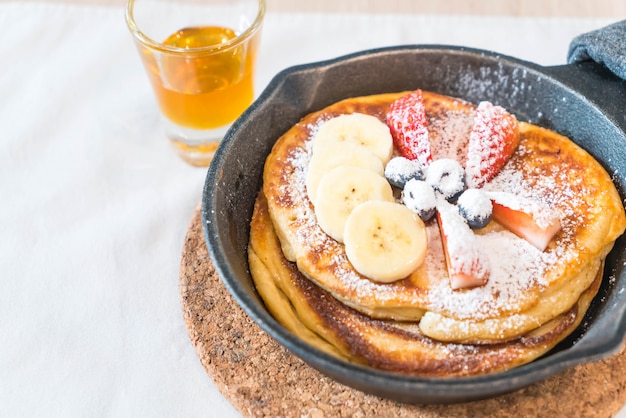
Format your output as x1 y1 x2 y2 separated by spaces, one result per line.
314 166 394 243
312 113 393 165
306 141 384 206
344 200 428 283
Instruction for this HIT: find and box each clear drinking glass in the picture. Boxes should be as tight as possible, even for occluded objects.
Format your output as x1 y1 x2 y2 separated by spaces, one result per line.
125 0 266 166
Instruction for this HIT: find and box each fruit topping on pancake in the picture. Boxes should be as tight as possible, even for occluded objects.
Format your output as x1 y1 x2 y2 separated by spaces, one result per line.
305 141 384 206
437 196 491 289
343 200 428 283
465 101 520 188
401 177 437 222
313 165 394 243
489 192 563 251
425 158 467 202
311 113 393 164
386 89 432 166
457 188 493 229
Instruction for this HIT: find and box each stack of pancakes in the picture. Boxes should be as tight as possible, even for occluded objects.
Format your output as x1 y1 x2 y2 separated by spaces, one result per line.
248 91 626 376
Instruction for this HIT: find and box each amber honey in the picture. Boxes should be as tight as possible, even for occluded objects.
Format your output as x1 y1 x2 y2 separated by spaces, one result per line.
143 26 256 130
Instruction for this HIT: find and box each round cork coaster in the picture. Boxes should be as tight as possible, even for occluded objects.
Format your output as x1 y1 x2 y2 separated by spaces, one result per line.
180 206 626 418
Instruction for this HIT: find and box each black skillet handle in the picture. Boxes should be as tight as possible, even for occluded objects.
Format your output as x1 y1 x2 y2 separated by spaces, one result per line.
544 20 626 134
542 61 626 134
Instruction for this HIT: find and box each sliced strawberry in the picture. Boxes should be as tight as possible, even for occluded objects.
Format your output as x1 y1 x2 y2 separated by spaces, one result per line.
436 198 490 290
465 101 520 188
386 90 432 168
489 192 562 251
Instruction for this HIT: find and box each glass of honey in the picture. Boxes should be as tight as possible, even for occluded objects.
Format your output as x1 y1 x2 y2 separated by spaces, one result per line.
125 0 266 166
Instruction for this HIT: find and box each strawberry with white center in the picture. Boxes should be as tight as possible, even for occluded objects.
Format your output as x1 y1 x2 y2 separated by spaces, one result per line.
386 89 433 168
436 197 490 290
487 191 562 251
465 101 520 188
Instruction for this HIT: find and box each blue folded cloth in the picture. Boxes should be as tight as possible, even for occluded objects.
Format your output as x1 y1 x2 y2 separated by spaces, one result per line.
567 20 626 81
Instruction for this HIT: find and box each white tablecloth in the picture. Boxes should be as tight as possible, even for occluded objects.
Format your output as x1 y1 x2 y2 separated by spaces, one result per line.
0 2 622 416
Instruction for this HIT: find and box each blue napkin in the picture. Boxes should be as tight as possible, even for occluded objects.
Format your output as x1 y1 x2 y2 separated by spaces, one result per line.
567 20 626 81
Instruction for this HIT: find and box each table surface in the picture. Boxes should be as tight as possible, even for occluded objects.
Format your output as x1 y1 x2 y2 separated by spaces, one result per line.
1 1 625 417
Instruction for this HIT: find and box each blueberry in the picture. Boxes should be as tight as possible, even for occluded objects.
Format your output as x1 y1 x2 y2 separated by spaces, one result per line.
385 156 423 189
425 158 466 202
457 188 493 229
402 179 437 222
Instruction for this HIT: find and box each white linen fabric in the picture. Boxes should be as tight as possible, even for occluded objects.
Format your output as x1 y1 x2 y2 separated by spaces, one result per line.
0 2 619 417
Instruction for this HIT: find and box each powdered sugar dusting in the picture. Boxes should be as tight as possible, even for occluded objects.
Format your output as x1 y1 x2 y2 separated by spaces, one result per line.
429 107 473 164
428 228 552 319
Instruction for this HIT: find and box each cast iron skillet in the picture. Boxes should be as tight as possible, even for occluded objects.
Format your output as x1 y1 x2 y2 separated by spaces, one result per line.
201 46 626 404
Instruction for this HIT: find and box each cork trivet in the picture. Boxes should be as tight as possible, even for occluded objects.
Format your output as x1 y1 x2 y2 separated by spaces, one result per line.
180 206 626 418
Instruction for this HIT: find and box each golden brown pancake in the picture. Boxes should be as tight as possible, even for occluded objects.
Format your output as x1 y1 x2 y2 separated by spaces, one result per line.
249 192 604 376
260 91 626 345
